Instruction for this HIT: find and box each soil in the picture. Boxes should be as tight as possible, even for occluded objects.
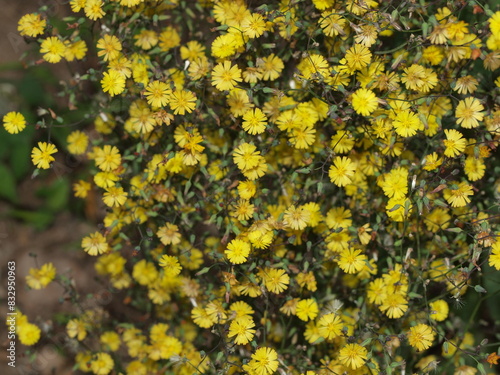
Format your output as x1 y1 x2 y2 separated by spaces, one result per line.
1 2 98 374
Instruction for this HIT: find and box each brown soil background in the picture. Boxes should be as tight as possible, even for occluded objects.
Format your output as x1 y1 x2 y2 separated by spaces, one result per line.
0 2 99 374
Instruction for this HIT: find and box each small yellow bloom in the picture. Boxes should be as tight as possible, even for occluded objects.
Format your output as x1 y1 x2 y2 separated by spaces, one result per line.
3 112 26 134
31 142 57 169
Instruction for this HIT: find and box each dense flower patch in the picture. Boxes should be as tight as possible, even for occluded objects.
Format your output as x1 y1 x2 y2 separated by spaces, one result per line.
5 0 500 374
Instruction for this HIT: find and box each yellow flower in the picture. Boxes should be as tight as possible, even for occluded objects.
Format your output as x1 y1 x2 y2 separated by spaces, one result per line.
94 145 121 171
233 143 261 170
134 29 158 50
344 44 372 71
132 259 158 286
237 180 257 199
407 324 435 352
423 152 443 171
304 321 322 344
103 186 128 207
355 24 379 47
242 108 267 135
338 344 368 370
312 0 334 10
67 318 88 341
401 64 426 91
159 26 181 52
101 69 126 97
325 206 352 229
242 13 266 38
169 89 197 115
191 306 218 328
429 300 449 321
443 129 466 157
228 316 256 345
100 331 121 352
298 54 329 80
3 111 26 134
82 231 109 256
338 248 367 274
296 271 318 291
455 97 484 129
489 241 500 270
212 61 243 91
18 13 46 37
96 35 122 62
262 268 289 294
40 37 66 63
244 347 279 375
464 156 485 181
444 182 473 207
67 130 89 155
392 109 423 137
283 205 310 230
225 239 251 264
17 322 41 346
31 142 57 169
64 40 88 61
26 262 56 290
84 0 105 20
70 0 86 12
424 208 451 232
257 54 284 81
379 293 408 319
453 75 479 94
157 223 182 245
329 156 356 187
295 299 319 321
319 12 346 37
144 80 171 108
229 301 255 318
180 40 206 61
90 352 114 375
211 34 238 59
351 88 378 116
158 255 182 276
318 313 343 340
73 180 91 198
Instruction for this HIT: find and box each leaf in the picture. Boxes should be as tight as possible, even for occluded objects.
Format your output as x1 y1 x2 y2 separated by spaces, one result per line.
483 261 500 322
296 167 310 174
0 163 17 203
477 363 486 375
474 285 487 294
36 178 70 212
9 209 53 230
433 199 448 208
196 267 210 276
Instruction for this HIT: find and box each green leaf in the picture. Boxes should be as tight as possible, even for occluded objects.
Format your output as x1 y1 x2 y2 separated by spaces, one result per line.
196 267 210 276
477 363 486 375
9 209 53 230
361 338 372 346
433 199 448 208
296 167 310 174
0 163 17 203
483 261 500 321
36 178 70 212
474 285 487 294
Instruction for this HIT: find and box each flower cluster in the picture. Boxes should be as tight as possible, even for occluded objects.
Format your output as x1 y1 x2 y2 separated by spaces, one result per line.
6 0 500 374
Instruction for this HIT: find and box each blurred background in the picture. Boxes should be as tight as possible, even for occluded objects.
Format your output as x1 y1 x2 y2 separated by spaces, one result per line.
0 2 100 374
